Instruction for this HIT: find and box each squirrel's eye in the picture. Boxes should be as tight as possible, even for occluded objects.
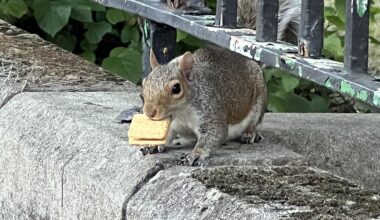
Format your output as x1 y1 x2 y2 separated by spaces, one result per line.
172 83 181 95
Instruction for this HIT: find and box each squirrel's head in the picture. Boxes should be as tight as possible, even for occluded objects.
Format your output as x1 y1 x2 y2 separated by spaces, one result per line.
141 50 194 120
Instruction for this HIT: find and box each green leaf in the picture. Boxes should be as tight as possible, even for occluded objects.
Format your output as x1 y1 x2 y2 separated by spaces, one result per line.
268 92 327 113
263 70 273 83
326 15 345 30
0 1 9 16
32 0 71 37
281 74 299 92
324 6 336 18
281 94 312 112
206 0 217 12
53 31 77 51
370 6 380 21
268 94 287 112
106 8 132 24
369 36 380 45
335 0 345 21
323 34 343 61
176 30 188 42
309 95 329 112
84 21 112 44
90 2 106 12
7 0 28 19
71 4 92 22
129 41 142 51
80 38 97 52
80 51 96 63
94 10 107 21
121 26 140 44
102 47 142 83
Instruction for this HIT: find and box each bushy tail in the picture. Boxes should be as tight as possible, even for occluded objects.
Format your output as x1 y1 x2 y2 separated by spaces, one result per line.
237 0 301 44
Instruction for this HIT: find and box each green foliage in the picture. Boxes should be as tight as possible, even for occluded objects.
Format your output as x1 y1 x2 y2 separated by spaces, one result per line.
102 47 142 84
266 0 380 112
0 0 379 113
31 0 71 37
324 0 380 61
106 8 133 24
0 0 142 80
84 21 112 44
265 68 329 113
6 0 27 18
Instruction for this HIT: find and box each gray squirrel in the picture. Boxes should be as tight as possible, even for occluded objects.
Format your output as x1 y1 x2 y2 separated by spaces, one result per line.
140 0 301 166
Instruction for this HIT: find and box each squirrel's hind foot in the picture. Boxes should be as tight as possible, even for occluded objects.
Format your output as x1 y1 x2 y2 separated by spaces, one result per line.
239 131 263 144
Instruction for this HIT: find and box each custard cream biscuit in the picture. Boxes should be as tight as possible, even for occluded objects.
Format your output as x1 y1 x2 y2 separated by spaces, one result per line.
128 114 171 145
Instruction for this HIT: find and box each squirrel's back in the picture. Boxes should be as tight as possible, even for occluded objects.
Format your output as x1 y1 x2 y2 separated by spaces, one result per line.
191 46 266 124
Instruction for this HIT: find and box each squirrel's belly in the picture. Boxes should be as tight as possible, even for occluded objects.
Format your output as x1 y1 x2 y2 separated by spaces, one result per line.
227 105 256 140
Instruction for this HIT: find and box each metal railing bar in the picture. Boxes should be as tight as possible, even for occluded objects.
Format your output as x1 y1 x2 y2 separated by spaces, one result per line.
298 0 324 58
96 0 380 108
256 0 279 42
344 0 370 74
215 0 238 27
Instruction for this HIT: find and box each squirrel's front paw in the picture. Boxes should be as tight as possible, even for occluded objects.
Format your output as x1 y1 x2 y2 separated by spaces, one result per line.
140 145 165 156
178 151 209 166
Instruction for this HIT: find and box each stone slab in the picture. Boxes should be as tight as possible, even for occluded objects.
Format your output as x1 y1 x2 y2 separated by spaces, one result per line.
128 166 380 219
262 113 380 191
0 19 131 108
1 92 380 219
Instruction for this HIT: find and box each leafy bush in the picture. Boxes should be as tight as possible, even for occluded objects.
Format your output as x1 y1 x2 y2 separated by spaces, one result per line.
0 0 144 83
0 0 379 112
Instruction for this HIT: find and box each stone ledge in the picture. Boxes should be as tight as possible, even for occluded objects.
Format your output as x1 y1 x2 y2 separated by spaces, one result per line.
1 92 379 219
0 19 134 108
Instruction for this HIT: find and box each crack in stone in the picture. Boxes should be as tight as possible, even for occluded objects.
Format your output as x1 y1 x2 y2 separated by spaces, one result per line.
61 151 80 208
121 163 164 220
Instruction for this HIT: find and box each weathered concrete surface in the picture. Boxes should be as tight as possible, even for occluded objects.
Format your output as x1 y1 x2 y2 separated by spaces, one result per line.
262 113 380 191
0 92 154 219
127 167 310 220
130 166 380 219
1 92 380 219
1 18 379 220
0 19 131 108
0 92 302 219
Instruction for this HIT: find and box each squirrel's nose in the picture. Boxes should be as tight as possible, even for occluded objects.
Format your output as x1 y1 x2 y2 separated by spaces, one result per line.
148 109 157 118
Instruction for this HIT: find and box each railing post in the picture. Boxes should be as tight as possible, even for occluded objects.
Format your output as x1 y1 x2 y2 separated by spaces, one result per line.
298 0 324 58
256 0 279 42
344 0 370 74
142 20 176 79
141 19 151 79
215 0 237 27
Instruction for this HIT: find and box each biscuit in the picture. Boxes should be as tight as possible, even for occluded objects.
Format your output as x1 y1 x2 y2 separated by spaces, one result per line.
128 114 171 146
128 137 167 145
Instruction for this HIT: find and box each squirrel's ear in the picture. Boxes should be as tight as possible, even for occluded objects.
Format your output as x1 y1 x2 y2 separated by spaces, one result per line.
150 49 159 69
179 52 193 81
